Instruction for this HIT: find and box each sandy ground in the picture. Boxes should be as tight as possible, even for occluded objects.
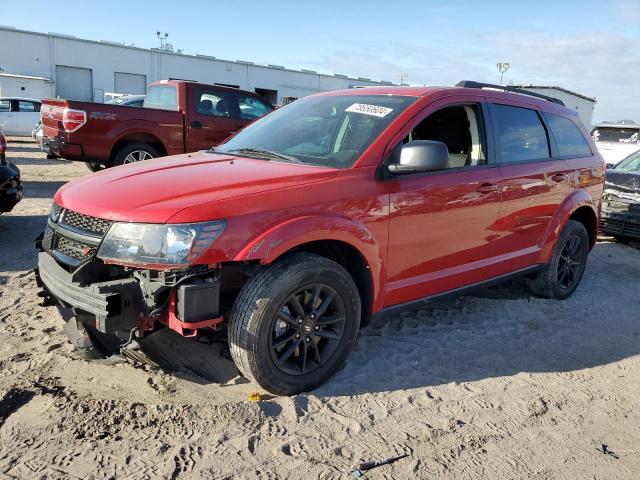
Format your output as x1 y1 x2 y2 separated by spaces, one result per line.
1 137 639 479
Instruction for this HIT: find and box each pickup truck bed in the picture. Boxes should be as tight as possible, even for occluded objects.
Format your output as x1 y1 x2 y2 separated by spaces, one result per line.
41 80 273 169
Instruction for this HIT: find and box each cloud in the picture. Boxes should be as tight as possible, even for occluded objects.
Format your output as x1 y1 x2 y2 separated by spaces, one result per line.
309 28 640 123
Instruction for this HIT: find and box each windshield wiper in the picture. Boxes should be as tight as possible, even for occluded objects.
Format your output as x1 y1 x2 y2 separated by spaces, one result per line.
225 148 302 163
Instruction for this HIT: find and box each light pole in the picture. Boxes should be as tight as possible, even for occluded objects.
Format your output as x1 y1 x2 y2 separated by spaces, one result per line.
496 62 510 85
156 31 168 50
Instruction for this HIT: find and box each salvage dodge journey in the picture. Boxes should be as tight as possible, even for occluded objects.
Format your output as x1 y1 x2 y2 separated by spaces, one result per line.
36 81 605 395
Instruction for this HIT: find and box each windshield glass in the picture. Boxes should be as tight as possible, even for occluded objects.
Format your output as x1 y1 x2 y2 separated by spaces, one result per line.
591 126 640 144
216 94 417 168
614 151 640 171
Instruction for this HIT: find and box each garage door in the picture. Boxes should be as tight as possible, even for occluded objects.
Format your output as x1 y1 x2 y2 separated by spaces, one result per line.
114 72 146 95
56 65 93 101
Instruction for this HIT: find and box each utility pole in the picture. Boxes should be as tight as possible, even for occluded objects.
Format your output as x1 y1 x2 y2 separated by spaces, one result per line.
496 62 510 85
398 73 408 85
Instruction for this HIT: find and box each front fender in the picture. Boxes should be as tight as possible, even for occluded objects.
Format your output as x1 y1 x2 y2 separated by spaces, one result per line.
539 188 597 262
234 214 385 312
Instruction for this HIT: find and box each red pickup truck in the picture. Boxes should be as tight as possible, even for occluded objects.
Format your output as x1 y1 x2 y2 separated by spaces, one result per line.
41 80 273 170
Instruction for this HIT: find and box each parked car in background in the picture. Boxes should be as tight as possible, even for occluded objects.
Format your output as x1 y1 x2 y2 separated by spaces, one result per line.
590 123 640 167
0 130 23 213
0 97 41 136
106 95 145 107
36 81 604 395
32 120 52 155
601 150 640 240
40 80 273 171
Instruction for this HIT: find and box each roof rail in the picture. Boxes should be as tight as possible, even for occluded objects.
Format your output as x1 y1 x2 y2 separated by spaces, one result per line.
167 77 198 82
456 80 565 106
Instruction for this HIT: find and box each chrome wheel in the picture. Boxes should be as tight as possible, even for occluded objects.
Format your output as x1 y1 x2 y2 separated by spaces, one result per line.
123 150 154 164
269 283 346 376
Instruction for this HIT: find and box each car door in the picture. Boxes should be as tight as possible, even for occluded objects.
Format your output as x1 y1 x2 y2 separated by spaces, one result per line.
487 101 571 270
385 98 504 306
0 100 17 135
186 87 238 151
235 93 273 131
16 100 40 136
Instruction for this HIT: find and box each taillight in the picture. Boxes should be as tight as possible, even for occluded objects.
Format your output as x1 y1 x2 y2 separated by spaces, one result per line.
62 108 87 132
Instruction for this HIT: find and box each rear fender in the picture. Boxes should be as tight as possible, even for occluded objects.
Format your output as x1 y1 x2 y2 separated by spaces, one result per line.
234 215 385 311
539 188 596 262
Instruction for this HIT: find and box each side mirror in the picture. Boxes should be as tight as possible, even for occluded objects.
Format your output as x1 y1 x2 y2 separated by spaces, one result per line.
388 140 449 175
605 163 615 170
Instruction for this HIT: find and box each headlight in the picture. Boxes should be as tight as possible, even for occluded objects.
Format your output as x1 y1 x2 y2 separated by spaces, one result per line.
97 220 225 267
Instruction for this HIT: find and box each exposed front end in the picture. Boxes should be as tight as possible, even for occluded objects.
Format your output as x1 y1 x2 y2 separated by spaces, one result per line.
35 204 226 352
600 191 640 240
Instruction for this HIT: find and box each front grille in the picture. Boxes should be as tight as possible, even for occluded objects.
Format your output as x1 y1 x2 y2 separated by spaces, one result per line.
629 203 640 213
62 209 113 237
56 236 97 261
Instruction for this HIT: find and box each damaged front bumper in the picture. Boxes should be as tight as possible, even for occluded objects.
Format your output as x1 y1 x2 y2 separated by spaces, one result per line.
600 190 640 240
35 251 144 332
36 248 224 338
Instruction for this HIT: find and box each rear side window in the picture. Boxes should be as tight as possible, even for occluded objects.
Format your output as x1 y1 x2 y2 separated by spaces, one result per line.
492 104 549 162
0 100 9 112
194 90 231 117
18 101 40 112
143 85 177 111
237 95 271 120
543 113 592 157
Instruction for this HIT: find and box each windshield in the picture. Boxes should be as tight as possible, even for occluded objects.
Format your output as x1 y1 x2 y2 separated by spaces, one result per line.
591 126 640 144
614 151 640 171
216 94 416 168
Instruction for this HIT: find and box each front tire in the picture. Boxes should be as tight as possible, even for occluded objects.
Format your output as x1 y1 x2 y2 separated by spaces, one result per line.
529 220 590 299
228 253 361 395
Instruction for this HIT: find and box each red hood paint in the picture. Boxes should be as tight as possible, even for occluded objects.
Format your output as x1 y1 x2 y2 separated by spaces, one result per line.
55 151 340 223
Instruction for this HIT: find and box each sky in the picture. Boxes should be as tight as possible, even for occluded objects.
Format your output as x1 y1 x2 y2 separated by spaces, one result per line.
2 0 639 122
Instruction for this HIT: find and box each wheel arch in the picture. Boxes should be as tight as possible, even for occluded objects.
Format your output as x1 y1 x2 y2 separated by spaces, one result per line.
539 188 598 262
109 132 167 164
233 215 384 323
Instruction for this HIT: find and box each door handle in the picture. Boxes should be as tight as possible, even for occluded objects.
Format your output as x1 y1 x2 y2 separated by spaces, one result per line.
190 121 203 129
551 172 568 182
476 182 499 194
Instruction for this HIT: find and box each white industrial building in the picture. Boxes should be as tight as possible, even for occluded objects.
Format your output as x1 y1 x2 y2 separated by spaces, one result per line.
517 85 596 127
0 26 393 105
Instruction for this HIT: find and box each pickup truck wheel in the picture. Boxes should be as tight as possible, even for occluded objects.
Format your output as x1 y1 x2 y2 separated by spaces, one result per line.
228 252 361 395
113 143 159 166
529 220 589 300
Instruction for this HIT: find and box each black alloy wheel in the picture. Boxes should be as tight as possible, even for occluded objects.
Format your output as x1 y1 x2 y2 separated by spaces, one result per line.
269 284 346 376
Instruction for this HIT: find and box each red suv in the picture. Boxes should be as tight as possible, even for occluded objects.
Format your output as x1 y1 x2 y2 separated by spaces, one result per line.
36 81 604 395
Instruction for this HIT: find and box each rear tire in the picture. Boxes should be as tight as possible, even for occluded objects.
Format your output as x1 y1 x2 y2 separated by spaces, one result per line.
112 143 159 167
228 252 361 395
529 220 590 299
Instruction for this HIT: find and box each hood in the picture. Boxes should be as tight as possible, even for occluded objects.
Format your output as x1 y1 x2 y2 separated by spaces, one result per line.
605 169 640 194
56 151 340 223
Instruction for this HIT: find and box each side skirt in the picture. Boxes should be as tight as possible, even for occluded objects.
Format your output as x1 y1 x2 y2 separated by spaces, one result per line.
373 265 541 321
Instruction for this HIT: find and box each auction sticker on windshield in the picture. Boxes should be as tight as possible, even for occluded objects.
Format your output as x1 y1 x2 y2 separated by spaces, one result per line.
345 103 393 118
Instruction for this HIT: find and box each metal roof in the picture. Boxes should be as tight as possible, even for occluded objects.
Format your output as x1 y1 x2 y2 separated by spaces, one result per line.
513 84 596 103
